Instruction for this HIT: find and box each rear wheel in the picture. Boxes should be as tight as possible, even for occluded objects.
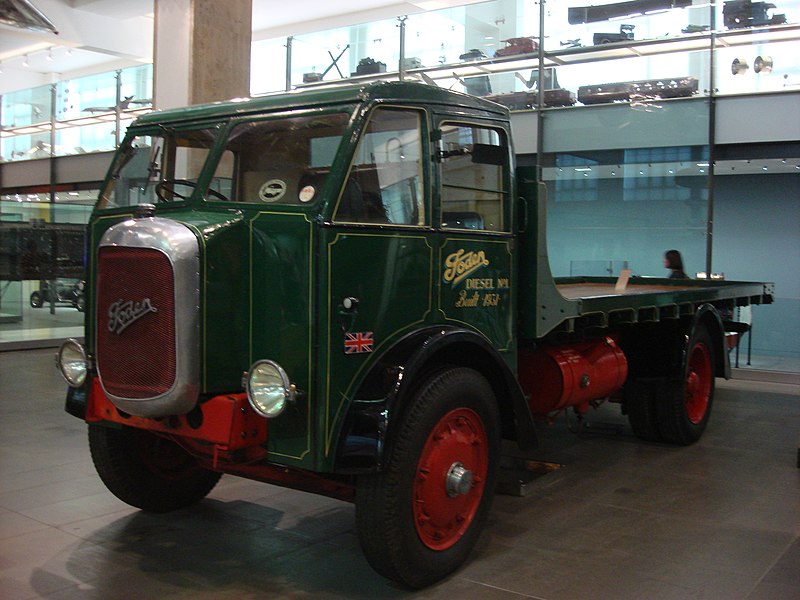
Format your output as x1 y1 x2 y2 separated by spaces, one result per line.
355 367 500 588
655 325 715 445
88 424 221 512
624 378 662 442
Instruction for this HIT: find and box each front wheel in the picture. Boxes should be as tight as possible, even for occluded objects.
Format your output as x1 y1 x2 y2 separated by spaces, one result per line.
655 324 716 445
355 367 501 588
88 424 221 512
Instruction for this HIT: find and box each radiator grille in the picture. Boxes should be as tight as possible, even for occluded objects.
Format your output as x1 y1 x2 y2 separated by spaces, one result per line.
96 246 176 399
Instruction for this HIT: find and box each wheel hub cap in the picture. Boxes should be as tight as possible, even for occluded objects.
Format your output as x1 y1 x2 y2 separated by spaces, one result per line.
445 462 473 497
685 341 712 425
413 407 489 551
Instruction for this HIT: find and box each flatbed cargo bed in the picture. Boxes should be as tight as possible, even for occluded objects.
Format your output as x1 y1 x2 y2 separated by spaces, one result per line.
539 276 774 335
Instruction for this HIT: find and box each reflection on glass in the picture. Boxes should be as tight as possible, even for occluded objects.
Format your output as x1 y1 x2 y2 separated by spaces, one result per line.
55 122 117 156
440 123 508 232
1 84 53 128
57 71 117 120
336 108 424 224
120 64 153 111
544 145 709 279
1 132 52 161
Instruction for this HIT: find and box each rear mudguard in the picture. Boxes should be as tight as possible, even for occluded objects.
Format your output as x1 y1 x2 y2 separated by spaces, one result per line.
334 326 536 473
688 304 730 380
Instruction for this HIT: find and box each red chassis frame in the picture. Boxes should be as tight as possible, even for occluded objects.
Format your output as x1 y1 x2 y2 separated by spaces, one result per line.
85 378 355 501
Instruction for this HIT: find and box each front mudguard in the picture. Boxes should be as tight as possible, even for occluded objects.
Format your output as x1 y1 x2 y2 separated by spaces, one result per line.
335 326 536 473
65 381 89 419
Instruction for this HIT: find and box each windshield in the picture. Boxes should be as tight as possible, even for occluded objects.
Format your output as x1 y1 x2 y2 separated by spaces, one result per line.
97 111 351 210
98 128 218 209
212 112 350 205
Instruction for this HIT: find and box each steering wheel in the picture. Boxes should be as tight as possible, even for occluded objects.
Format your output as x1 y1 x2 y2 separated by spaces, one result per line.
154 179 228 202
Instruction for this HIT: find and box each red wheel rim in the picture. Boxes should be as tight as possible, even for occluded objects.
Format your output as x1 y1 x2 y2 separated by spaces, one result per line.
413 407 488 551
685 342 712 424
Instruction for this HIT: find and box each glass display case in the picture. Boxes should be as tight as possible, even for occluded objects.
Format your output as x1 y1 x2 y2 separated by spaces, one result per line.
247 0 800 106
0 64 153 163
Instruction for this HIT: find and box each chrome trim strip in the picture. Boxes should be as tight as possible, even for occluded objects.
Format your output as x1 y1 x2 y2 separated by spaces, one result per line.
97 217 200 417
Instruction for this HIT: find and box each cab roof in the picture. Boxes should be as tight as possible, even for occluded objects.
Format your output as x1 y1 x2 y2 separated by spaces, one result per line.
134 80 508 126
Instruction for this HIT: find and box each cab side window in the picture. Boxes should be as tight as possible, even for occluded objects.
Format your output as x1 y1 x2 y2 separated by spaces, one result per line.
440 123 509 232
334 108 425 226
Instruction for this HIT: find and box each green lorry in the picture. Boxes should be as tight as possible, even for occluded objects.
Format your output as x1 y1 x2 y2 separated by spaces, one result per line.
57 81 773 588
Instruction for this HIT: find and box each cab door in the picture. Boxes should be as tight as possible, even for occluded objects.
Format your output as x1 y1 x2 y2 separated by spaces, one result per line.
318 106 435 460
434 118 515 356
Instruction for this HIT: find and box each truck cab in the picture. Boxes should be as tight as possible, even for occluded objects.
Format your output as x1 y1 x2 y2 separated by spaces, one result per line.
71 81 522 472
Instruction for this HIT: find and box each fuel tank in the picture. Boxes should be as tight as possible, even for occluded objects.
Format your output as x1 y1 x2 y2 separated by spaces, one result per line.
519 337 628 416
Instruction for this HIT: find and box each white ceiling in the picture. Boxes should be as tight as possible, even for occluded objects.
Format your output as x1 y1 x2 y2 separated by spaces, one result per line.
0 0 485 94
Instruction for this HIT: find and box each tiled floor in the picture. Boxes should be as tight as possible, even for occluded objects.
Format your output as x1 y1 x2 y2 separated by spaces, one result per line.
1 349 798 600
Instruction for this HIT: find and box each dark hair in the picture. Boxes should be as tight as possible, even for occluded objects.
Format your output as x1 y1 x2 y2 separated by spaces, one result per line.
665 249 684 271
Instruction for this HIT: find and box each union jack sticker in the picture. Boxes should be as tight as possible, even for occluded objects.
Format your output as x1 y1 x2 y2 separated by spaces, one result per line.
344 331 374 355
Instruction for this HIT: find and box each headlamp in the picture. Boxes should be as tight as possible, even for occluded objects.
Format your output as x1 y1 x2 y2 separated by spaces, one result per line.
245 360 295 417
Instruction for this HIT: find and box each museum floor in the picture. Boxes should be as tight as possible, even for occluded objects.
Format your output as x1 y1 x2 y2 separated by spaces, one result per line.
1 350 798 600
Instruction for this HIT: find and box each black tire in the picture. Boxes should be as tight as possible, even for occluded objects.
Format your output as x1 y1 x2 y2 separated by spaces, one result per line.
655 325 716 445
30 291 43 308
624 378 662 442
355 367 501 588
88 424 221 512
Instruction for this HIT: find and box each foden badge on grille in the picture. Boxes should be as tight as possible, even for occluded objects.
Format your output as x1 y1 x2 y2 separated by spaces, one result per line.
107 298 158 334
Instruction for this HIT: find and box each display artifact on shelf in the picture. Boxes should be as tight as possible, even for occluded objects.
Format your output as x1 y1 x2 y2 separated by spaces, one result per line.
568 0 693 24
56 80 773 590
352 57 387 76
487 68 576 109
731 57 749 74
402 56 424 69
754 55 773 73
593 24 636 45
723 0 787 29
681 24 711 33
304 44 350 83
494 36 539 57
578 76 699 104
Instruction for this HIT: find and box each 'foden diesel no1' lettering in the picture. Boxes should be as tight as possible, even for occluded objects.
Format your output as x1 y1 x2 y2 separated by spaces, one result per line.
56 81 773 590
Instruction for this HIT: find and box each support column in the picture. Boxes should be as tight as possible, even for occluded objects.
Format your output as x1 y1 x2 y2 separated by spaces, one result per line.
153 0 252 110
